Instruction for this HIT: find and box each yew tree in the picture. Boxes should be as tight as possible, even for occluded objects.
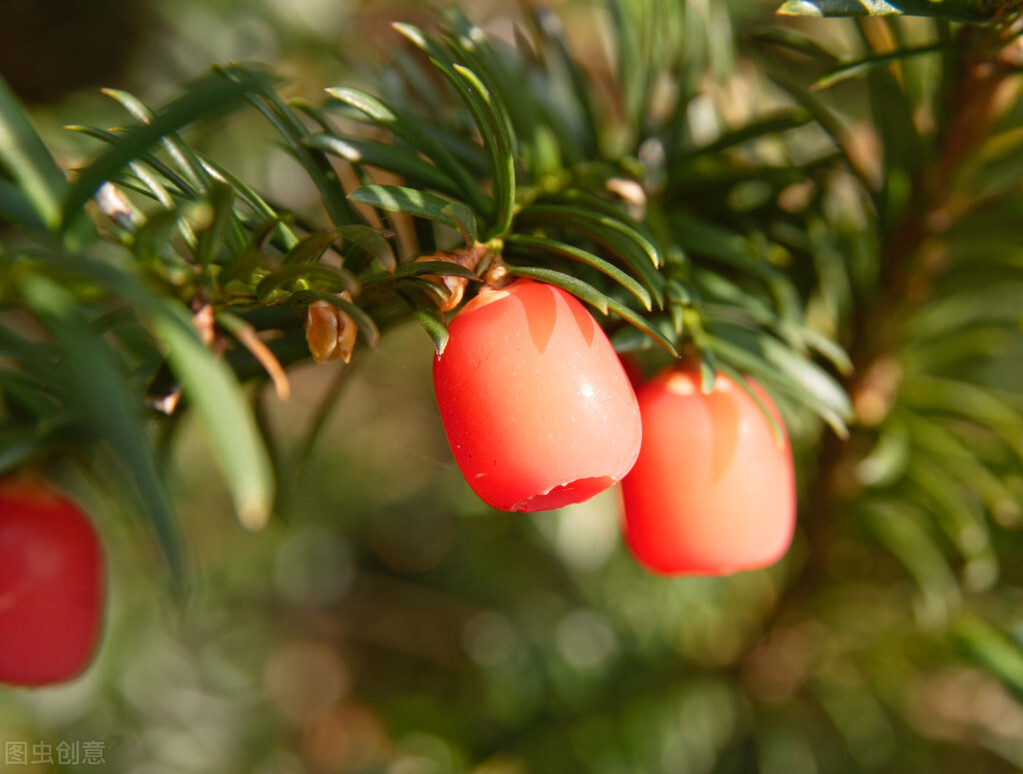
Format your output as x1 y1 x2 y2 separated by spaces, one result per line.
3 0 1023 770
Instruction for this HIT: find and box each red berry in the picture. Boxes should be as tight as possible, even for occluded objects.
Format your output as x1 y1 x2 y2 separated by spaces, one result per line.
0 480 105 685
434 279 642 512
620 366 795 575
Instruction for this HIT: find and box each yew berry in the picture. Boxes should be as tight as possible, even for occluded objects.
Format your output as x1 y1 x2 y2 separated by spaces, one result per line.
620 365 796 575
0 480 105 685
433 279 642 512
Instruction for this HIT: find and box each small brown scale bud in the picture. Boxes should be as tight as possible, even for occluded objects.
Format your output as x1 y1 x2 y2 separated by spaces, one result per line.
414 243 490 311
304 291 358 364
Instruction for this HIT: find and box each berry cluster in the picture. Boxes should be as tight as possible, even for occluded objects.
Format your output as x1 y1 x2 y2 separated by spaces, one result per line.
434 279 796 575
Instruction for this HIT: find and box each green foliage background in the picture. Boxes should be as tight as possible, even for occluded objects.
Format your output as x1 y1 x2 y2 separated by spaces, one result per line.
3 0 1023 772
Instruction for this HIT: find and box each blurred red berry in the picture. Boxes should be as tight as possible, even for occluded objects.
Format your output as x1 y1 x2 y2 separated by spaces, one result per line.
0 480 105 685
621 365 796 575
434 279 642 512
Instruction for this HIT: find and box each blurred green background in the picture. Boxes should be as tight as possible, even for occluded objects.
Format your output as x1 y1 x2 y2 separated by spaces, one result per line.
3 1 1023 773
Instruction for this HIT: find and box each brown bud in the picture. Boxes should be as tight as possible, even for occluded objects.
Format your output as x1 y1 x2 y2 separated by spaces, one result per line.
415 243 489 312
304 292 358 364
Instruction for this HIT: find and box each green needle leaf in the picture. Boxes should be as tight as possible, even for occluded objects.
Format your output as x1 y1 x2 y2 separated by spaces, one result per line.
304 133 465 202
280 229 346 265
216 64 357 226
605 299 679 356
194 181 235 265
338 224 397 273
149 300 275 531
19 274 184 580
955 617 1023 704
503 234 653 310
103 87 213 195
449 64 516 237
504 265 610 315
707 329 851 436
327 86 490 215
776 0 994 20
198 154 300 249
348 184 476 238
0 179 46 230
0 75 67 230
369 260 479 283
518 204 666 303
256 263 361 300
397 287 450 354
62 72 258 236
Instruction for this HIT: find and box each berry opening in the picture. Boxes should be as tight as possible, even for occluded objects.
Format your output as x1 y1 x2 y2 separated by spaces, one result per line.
511 475 615 513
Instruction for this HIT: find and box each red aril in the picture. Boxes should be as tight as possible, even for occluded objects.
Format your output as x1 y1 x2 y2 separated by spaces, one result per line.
0 479 105 685
433 279 642 512
621 365 795 574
